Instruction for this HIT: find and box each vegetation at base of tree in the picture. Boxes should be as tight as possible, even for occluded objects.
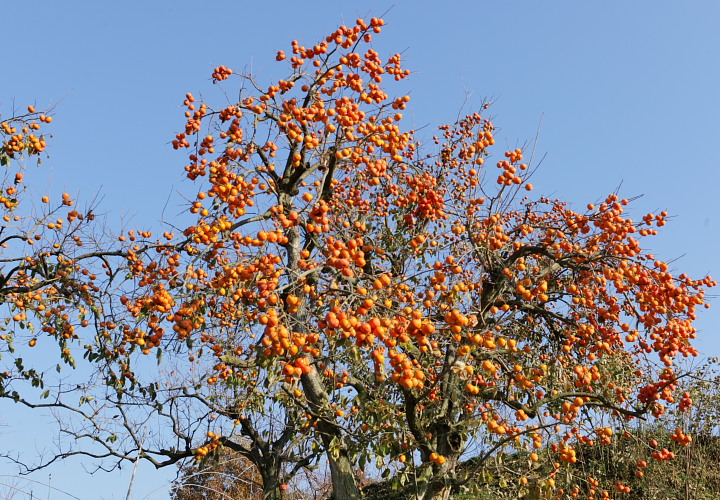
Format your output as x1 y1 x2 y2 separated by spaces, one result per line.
356 427 720 500
171 410 720 500
357 364 720 499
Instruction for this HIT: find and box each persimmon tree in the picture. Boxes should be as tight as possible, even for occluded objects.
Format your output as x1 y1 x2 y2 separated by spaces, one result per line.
108 16 713 500
324 113 716 498
83 17 413 500
4 16 715 500
0 106 122 404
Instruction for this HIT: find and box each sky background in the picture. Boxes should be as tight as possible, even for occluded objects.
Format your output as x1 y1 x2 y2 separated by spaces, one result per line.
1 0 719 498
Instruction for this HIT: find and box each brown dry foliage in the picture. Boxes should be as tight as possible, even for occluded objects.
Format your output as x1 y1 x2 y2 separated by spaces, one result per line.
172 448 263 500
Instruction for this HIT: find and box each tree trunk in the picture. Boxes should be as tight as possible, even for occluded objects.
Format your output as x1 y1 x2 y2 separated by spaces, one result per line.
423 481 452 500
415 449 460 500
260 463 284 500
415 467 452 500
327 447 361 500
301 369 361 500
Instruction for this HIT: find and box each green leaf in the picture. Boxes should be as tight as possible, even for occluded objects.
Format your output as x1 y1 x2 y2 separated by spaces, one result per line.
480 469 493 483
148 383 157 401
328 436 341 459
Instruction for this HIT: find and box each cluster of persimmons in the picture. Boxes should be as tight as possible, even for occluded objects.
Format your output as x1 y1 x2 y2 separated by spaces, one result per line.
0 107 111 382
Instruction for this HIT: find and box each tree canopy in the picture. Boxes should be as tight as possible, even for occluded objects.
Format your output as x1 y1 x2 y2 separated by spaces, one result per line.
0 17 716 500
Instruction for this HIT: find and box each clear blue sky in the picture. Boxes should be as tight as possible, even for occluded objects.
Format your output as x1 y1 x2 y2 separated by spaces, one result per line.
2 1 719 498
